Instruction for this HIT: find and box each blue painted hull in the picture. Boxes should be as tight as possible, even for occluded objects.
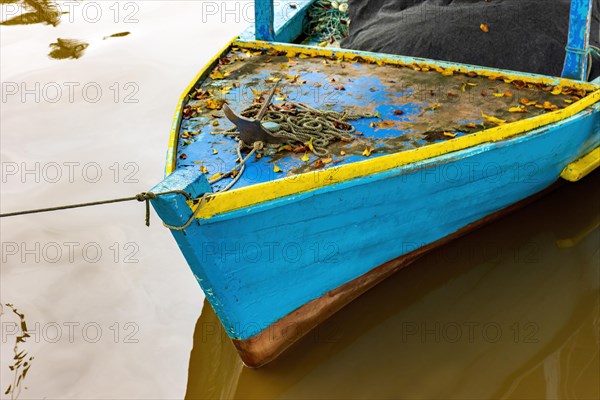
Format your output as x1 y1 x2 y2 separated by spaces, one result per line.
156 105 598 351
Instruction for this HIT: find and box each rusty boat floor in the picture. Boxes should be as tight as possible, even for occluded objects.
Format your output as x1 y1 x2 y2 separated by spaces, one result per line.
174 46 591 191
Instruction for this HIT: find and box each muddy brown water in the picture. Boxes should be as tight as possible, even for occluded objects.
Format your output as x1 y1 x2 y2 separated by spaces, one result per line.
1 3 598 399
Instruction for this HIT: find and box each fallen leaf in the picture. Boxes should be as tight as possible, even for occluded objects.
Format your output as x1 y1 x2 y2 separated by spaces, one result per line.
492 93 504 97
551 86 562 95
307 137 315 153
430 103 441 110
504 91 513 97
340 150 347 156
210 71 225 79
322 157 333 164
205 98 224 110
212 148 218 154
278 145 292 152
285 72 299 81
466 123 477 128
362 147 374 157
293 146 308 153
209 172 222 180
520 98 537 106
212 120 219 126
481 111 506 125
394 109 405 115
313 159 325 169
180 153 187 159
508 106 528 113
200 165 208 173
542 101 558 111
443 131 457 138
273 165 282 173
301 153 309 162
480 23 489 32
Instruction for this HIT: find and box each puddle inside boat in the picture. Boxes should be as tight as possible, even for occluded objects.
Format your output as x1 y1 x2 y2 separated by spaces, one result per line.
0 2 598 399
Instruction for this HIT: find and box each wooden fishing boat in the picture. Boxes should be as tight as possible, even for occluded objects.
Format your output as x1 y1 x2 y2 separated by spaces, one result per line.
150 0 600 367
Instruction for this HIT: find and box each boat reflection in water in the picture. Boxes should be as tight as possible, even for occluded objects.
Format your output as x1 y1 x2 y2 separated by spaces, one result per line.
185 171 599 400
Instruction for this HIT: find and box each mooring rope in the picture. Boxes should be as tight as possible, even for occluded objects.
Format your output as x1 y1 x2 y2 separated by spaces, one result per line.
0 141 262 230
227 102 376 156
0 190 191 228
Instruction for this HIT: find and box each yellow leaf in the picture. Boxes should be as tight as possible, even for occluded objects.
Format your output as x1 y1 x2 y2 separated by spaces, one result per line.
210 71 225 79
480 23 489 32
212 148 218 154
322 157 333 164
362 147 373 157
443 131 457 138
301 152 309 162
317 41 328 47
481 111 506 125
441 69 454 76
430 103 441 110
467 83 477 87
550 86 562 95
200 165 208 173
285 74 299 83
298 54 309 59
492 93 504 97
340 150 347 156
205 98 224 110
307 137 315 153
275 96 287 101
220 86 232 94
212 120 219 126
209 172 222 180
278 145 292 152
273 164 282 173
286 50 297 57
508 106 528 113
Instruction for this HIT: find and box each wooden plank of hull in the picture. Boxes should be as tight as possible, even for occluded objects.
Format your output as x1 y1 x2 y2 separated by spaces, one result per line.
231 180 562 368
150 101 599 367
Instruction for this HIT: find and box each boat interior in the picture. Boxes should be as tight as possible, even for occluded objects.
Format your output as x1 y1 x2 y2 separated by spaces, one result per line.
169 1 599 192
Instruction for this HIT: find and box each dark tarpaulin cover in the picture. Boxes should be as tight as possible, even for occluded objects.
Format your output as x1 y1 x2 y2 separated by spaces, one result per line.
341 0 600 79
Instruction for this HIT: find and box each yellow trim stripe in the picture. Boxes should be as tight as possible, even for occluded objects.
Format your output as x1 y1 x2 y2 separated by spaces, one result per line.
560 147 600 182
165 38 238 175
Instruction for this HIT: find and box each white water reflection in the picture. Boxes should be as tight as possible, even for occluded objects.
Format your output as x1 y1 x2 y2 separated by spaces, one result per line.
1 2 245 398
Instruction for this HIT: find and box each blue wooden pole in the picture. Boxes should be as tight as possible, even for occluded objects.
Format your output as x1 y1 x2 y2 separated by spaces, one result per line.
255 0 275 41
562 0 593 81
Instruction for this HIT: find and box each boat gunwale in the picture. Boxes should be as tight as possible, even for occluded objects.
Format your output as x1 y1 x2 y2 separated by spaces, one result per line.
164 38 600 220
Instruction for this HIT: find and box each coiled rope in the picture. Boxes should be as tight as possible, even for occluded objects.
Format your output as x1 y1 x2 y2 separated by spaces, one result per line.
227 102 376 156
